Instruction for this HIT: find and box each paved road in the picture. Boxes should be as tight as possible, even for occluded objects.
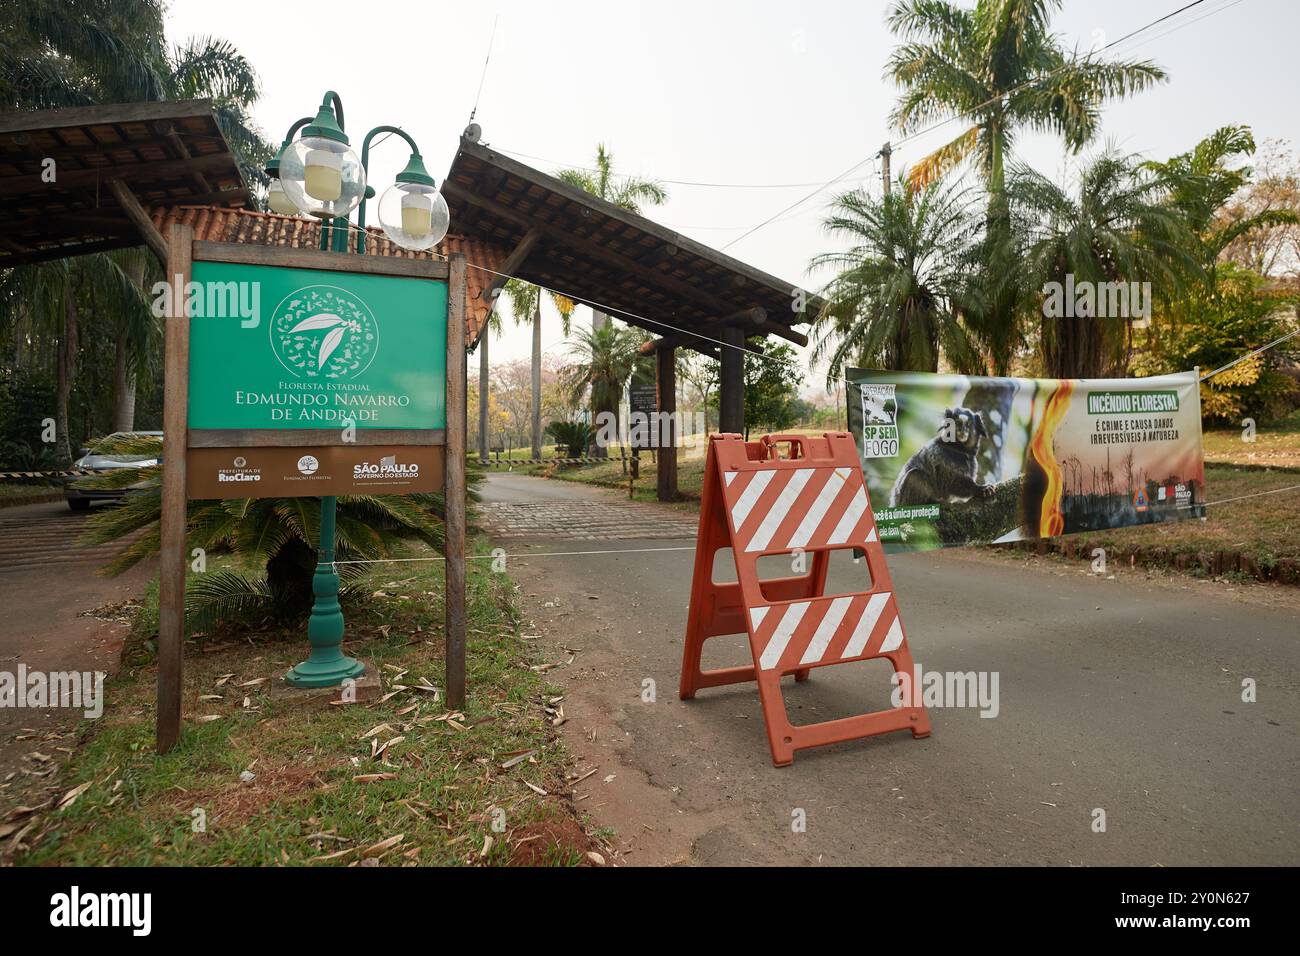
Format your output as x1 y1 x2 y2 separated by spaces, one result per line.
0 500 150 800
482 473 1300 866
0 499 127 572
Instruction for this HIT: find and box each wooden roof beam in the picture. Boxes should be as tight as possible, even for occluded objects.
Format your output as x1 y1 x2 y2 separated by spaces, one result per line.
109 178 167 264
479 227 541 303
0 151 237 197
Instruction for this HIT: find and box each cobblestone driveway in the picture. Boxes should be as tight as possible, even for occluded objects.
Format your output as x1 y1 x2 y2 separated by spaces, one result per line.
478 499 700 540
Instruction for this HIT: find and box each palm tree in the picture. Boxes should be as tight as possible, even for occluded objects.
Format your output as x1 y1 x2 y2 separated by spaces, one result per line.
811 176 981 378
3 1 272 435
1144 125 1300 298
886 0 1165 371
556 145 668 332
1007 149 1196 378
559 324 646 455
503 278 575 459
887 0 1165 193
4 1 270 189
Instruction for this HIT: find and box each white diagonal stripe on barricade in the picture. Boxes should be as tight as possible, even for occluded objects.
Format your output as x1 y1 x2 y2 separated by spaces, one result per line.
730 470 774 532
827 486 868 545
749 606 769 630
799 596 854 666
878 615 904 653
759 601 810 670
842 591 890 658
746 468 815 553
786 467 851 550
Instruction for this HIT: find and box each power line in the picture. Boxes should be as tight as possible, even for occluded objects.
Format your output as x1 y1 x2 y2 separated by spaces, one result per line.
1200 327 1300 382
494 146 877 190
330 219 1297 388
722 0 1235 251
336 482 1300 569
468 15 499 124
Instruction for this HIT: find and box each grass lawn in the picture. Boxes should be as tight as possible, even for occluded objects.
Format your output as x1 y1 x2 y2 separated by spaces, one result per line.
0 482 62 506
6 540 595 867
1040 463 1300 578
1202 407 1300 470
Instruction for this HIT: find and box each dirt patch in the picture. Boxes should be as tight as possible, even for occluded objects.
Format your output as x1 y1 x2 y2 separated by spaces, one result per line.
508 816 596 866
169 763 327 826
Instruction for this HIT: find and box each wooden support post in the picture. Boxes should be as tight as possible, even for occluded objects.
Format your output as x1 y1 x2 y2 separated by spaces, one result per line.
720 326 744 435
477 324 489 462
656 344 678 502
445 254 468 711
157 223 193 754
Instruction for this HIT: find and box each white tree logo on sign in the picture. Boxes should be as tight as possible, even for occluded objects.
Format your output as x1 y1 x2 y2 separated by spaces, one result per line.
270 285 379 380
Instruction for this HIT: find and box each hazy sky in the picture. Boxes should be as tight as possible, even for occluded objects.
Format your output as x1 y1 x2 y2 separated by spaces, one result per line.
167 0 1298 381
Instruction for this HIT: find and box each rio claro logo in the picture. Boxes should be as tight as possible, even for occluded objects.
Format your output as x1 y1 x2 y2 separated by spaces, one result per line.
354 454 419 480
217 456 260 484
270 285 378 381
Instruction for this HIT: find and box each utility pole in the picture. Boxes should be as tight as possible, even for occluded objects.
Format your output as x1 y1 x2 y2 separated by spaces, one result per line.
880 142 892 197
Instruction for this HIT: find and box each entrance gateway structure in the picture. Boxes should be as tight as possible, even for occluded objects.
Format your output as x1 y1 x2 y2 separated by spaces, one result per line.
0 102 820 749
442 134 822 499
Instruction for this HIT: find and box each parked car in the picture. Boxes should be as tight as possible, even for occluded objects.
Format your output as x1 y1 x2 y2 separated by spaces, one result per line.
65 431 162 511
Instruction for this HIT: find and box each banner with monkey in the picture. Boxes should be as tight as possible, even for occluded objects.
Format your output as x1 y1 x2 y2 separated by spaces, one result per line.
845 369 1206 551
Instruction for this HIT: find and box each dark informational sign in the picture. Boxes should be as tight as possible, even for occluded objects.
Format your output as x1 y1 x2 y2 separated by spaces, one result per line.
627 383 658 450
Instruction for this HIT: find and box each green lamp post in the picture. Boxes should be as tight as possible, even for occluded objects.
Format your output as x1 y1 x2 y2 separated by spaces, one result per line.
267 91 450 688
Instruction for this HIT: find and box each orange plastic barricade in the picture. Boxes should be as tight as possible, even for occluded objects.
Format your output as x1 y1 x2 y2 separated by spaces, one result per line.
678 432 931 766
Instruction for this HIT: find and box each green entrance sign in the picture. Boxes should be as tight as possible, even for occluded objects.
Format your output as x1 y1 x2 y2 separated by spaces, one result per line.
188 260 447 431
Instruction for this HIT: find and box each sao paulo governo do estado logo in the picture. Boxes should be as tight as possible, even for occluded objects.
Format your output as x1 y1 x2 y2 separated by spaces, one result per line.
270 285 379 380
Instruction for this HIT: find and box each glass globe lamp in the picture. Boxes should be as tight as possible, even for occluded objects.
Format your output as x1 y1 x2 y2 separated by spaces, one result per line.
377 153 449 251
280 136 366 219
266 177 300 216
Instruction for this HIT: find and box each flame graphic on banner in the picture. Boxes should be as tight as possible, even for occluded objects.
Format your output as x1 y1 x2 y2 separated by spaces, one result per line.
1028 380 1075 537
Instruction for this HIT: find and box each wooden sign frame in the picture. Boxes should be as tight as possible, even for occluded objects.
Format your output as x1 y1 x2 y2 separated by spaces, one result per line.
156 224 467 752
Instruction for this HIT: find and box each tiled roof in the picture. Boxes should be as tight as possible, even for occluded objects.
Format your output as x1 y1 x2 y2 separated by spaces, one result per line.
149 205 504 345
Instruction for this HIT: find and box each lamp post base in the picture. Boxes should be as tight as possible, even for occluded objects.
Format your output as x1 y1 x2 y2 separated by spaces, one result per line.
289 495 363 688
286 655 365 688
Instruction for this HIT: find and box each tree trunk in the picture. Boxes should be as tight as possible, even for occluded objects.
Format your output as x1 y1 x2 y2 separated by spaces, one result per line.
112 325 137 432
112 256 147 432
530 298 542 459
477 329 489 461
1041 313 1105 379
56 281 78 464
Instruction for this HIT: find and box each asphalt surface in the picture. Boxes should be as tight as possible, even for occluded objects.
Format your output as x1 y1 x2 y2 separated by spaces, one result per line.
0 499 126 572
0 499 150 792
483 473 1300 866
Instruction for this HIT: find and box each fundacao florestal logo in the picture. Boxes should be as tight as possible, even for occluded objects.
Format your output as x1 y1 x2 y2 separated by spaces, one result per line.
270 285 378 381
